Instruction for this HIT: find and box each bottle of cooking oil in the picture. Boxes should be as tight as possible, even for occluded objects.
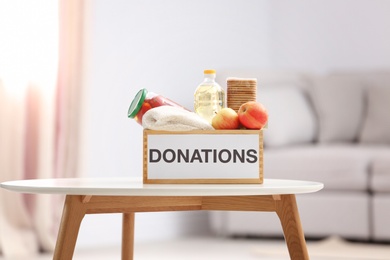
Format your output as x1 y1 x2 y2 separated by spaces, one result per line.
194 69 226 124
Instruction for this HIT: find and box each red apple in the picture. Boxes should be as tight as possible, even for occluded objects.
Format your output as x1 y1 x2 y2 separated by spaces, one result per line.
238 101 268 129
212 108 240 130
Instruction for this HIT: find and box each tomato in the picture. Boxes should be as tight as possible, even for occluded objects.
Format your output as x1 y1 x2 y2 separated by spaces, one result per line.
136 102 152 124
140 102 152 115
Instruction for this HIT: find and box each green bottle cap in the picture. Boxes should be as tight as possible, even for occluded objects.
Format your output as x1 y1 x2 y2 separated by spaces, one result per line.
128 89 147 118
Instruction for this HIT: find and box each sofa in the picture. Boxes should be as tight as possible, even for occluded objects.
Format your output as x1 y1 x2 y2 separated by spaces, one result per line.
209 69 390 241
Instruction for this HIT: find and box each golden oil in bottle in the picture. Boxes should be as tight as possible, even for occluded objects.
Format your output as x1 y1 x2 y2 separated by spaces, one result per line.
194 69 226 124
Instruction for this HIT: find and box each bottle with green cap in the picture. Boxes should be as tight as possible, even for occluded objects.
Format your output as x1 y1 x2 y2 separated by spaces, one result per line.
128 88 187 126
194 69 226 124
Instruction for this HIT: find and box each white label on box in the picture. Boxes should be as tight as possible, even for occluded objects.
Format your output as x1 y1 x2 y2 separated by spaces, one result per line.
147 134 259 179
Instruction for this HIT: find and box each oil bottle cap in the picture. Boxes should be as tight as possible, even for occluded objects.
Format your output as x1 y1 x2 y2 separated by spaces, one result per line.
204 69 216 74
128 88 147 118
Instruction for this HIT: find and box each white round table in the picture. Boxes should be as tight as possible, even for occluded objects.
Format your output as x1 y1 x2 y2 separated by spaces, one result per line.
1 178 323 260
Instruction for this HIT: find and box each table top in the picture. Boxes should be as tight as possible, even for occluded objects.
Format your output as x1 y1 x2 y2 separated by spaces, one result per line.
0 178 323 196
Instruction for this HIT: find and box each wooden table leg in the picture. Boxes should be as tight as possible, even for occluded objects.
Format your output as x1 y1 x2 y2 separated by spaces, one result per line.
51 194 310 259
53 195 87 260
275 194 310 260
122 212 135 260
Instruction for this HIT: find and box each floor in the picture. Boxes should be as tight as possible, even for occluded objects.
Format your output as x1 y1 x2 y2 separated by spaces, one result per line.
4 235 390 260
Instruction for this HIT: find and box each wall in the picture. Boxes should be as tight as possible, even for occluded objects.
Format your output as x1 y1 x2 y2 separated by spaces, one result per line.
80 0 390 248
267 0 390 72
80 0 269 248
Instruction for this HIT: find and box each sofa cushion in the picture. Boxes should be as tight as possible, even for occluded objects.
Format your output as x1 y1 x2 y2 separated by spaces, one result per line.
263 145 381 191
359 85 390 144
370 151 390 192
212 191 370 239
260 86 317 147
372 194 390 240
310 76 365 143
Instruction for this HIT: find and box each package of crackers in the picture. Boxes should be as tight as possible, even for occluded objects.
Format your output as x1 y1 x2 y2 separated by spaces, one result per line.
226 77 257 112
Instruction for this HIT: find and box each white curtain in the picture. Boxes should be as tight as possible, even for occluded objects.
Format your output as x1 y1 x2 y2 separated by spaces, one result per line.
0 0 85 257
